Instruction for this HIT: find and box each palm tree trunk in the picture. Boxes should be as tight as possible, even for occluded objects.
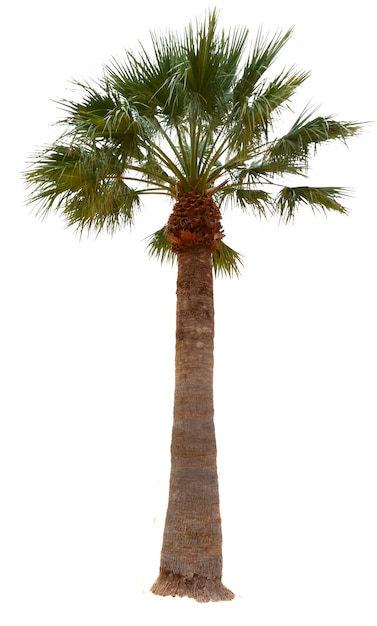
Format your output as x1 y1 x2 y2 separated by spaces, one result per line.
151 245 234 602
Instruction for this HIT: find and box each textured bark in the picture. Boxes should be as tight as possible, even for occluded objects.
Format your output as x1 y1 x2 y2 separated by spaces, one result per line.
151 237 234 602
166 185 224 252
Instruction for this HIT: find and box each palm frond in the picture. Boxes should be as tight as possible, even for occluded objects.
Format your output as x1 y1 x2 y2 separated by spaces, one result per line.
275 186 351 222
57 82 150 165
268 109 362 165
212 241 244 278
183 9 248 117
230 67 310 151
234 159 307 181
232 27 294 105
107 36 186 121
145 225 243 277
145 225 176 266
25 143 141 234
217 186 273 218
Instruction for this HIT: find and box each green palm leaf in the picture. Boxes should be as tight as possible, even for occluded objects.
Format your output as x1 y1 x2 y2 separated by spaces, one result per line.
212 241 244 278
217 187 273 217
182 9 247 117
145 226 176 266
275 186 351 222
25 143 141 233
268 109 361 166
146 225 243 277
108 39 186 121
232 27 294 105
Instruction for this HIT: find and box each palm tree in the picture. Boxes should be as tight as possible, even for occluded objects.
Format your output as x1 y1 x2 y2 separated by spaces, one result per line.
25 9 361 602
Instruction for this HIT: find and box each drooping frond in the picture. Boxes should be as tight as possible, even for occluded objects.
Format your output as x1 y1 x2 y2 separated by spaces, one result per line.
25 143 141 234
275 186 351 223
146 225 243 277
217 187 273 218
145 225 176 266
212 241 244 278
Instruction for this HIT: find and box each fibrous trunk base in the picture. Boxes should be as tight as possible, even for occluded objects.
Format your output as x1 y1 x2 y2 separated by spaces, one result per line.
151 568 235 603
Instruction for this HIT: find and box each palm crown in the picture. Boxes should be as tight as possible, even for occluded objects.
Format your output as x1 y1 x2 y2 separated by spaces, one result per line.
25 9 361 276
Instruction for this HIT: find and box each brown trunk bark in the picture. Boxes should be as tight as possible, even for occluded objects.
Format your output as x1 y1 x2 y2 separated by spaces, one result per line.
151 245 234 602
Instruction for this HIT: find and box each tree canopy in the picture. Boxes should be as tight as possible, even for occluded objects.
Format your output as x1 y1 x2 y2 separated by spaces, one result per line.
25 9 361 277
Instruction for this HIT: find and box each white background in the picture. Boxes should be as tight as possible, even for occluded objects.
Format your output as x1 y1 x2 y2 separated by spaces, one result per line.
1 1 376 624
